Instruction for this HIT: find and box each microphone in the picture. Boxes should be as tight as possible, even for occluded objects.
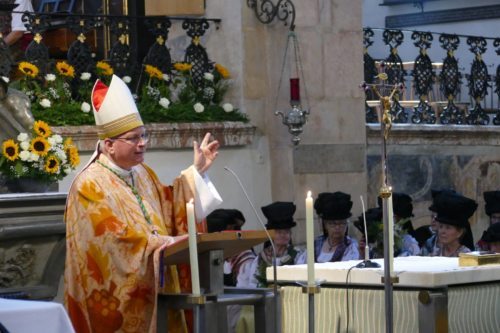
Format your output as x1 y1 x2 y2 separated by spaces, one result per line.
223 166 279 331
356 195 380 268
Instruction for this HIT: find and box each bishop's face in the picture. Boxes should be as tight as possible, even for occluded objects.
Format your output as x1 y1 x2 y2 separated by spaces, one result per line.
105 126 148 170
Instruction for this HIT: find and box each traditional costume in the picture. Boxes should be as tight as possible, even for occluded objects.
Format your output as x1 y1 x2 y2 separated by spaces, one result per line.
431 191 477 256
313 192 359 262
64 75 222 333
239 202 305 289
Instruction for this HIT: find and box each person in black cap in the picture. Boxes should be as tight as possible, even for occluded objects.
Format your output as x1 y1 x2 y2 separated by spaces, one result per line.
484 191 500 225
477 191 500 251
207 209 255 333
240 201 305 288
432 191 477 256
479 223 500 253
313 192 359 262
354 207 383 258
421 189 457 255
378 193 420 256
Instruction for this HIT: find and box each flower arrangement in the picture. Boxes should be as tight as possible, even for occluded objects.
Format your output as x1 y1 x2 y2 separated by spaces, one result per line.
0 120 80 184
14 59 247 126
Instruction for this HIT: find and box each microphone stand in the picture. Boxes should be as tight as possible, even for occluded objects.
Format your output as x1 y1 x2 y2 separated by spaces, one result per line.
356 196 380 269
224 166 279 333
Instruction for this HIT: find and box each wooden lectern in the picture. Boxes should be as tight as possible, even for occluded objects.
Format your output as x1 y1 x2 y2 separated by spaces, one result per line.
158 230 279 333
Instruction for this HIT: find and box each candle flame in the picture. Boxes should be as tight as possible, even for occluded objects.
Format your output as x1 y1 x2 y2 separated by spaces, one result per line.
189 198 194 204
307 191 312 198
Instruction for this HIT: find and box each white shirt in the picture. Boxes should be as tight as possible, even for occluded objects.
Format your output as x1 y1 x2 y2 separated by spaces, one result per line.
11 0 34 32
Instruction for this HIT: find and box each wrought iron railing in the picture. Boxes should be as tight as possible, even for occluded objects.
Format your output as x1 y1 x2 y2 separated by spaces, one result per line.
0 11 221 92
363 27 500 126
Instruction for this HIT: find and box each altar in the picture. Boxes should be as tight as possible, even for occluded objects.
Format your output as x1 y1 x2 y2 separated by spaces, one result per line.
267 257 500 333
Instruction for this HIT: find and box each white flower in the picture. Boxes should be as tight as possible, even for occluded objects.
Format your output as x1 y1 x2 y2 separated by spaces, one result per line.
203 72 214 81
17 132 28 142
81 102 91 113
222 103 234 113
64 166 73 174
39 99 51 108
80 72 91 81
45 73 56 81
20 141 30 151
162 74 170 82
122 76 132 83
29 153 39 162
1 76 9 83
52 134 63 144
56 150 66 161
159 97 170 109
194 102 204 113
19 150 31 161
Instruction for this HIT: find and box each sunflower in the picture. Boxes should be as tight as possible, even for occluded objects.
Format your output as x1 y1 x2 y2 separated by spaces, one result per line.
44 156 60 174
56 61 75 78
215 64 230 79
18 61 39 78
67 146 80 168
96 61 114 76
30 137 50 157
63 137 74 149
173 62 193 72
145 65 163 80
33 120 52 138
2 139 19 161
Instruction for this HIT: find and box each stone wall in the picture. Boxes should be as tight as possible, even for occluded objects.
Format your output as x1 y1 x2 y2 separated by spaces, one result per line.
367 124 500 242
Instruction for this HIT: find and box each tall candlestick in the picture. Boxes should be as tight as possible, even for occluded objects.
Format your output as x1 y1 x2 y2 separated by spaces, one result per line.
290 77 300 102
306 191 314 286
387 194 394 277
186 199 201 295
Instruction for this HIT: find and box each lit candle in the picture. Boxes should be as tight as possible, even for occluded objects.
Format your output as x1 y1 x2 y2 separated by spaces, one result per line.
387 194 394 277
290 78 300 102
306 191 314 286
186 199 201 295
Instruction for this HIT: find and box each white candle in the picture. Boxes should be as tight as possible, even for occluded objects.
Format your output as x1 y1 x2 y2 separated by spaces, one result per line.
306 191 315 286
186 199 201 295
387 194 394 277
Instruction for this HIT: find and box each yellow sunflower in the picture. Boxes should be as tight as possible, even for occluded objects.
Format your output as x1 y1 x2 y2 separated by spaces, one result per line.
96 61 114 76
63 137 74 149
33 120 52 138
145 64 163 80
215 63 230 79
44 156 60 174
18 61 39 78
173 62 193 72
56 61 75 78
2 139 19 161
67 146 80 168
30 137 50 157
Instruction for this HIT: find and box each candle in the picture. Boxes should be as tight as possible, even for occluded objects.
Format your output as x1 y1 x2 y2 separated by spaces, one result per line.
306 191 314 286
387 194 394 277
186 199 201 295
290 77 300 102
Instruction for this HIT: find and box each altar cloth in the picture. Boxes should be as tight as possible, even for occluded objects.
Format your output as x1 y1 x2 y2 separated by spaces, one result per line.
0 298 75 333
267 256 500 287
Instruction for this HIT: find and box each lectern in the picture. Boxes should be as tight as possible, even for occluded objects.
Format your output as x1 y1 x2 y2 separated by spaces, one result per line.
158 230 279 333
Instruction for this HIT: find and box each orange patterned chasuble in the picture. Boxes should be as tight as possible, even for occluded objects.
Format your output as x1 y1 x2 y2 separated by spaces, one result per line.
64 154 206 333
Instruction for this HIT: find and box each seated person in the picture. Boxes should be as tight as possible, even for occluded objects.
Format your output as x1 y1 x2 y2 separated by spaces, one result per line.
432 191 477 256
379 193 420 256
313 192 359 262
238 201 305 288
478 191 500 250
354 207 383 259
479 223 500 253
206 208 255 333
206 208 255 286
